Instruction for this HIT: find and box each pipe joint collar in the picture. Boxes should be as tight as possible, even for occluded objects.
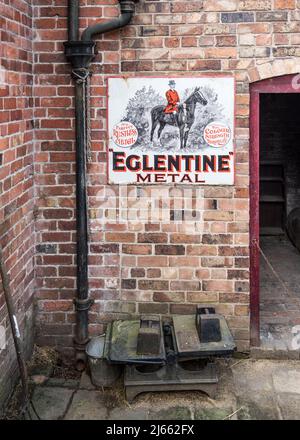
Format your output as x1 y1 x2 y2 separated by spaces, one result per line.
64 40 96 69
74 297 94 312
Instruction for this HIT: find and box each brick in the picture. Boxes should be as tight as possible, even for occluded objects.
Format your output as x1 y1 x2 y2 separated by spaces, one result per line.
155 245 185 255
171 2 203 13
235 305 249 316
216 35 237 46
178 268 194 279
227 316 250 329
182 37 198 47
138 280 169 291
121 291 152 302
235 281 250 293
170 304 196 315
187 292 219 303
221 13 254 23
237 23 271 33
121 279 137 290
169 256 200 267
155 14 185 25
219 246 249 256
274 0 295 8
147 269 161 278
121 61 153 72
171 25 203 36
153 291 185 302
165 37 180 48
122 244 152 255
187 245 218 256
155 60 187 71
131 268 145 278
204 47 237 58
239 1 272 10
204 210 234 221
90 244 119 253
273 47 300 57
195 269 210 279
188 60 222 71
170 234 201 244
204 0 238 11
203 280 234 292
219 293 249 303
106 232 135 243
161 268 178 279
145 223 160 232
138 233 168 243
235 257 250 268
256 11 288 21
39 301 73 313
140 26 169 36
202 234 232 245
137 256 169 268
170 281 201 291
138 303 169 314
201 257 233 267
228 269 249 280
36 244 57 254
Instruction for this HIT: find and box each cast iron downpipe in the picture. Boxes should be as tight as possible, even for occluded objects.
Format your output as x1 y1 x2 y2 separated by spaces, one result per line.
64 0 139 370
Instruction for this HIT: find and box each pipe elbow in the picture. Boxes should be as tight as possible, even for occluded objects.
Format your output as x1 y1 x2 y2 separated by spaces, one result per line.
81 12 133 42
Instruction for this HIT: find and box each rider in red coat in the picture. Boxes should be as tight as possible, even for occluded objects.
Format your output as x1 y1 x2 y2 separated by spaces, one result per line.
164 80 180 114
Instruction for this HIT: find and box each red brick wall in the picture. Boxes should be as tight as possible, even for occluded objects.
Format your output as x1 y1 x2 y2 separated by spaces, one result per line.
33 0 299 356
0 0 35 411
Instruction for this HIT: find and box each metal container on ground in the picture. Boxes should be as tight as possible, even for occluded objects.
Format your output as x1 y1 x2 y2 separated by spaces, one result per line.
86 335 122 387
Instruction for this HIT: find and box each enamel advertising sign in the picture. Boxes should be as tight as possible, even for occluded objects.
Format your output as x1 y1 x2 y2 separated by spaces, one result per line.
108 76 235 185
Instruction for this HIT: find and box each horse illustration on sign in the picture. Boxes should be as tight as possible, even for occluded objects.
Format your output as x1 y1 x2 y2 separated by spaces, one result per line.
150 82 208 149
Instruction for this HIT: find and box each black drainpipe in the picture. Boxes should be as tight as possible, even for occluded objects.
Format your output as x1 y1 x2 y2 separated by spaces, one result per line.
64 0 139 370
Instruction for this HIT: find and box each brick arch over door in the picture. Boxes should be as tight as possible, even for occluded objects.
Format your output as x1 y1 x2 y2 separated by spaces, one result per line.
249 72 300 346
248 58 300 83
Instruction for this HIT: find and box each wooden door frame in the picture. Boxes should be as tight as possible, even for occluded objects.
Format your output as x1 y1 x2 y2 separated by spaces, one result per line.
250 74 300 346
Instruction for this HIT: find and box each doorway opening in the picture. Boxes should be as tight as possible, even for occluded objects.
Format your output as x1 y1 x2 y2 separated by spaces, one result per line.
260 93 300 350
250 76 300 351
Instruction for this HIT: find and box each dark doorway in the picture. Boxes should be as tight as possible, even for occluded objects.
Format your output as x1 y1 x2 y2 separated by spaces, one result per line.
260 94 300 236
259 93 300 350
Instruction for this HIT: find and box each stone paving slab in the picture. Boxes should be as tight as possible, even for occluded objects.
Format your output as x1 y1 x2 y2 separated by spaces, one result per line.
276 393 300 420
30 386 74 420
231 359 274 394
149 406 192 420
110 407 149 420
236 398 280 420
24 359 300 420
194 407 235 420
65 390 107 420
272 369 300 394
260 237 300 355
